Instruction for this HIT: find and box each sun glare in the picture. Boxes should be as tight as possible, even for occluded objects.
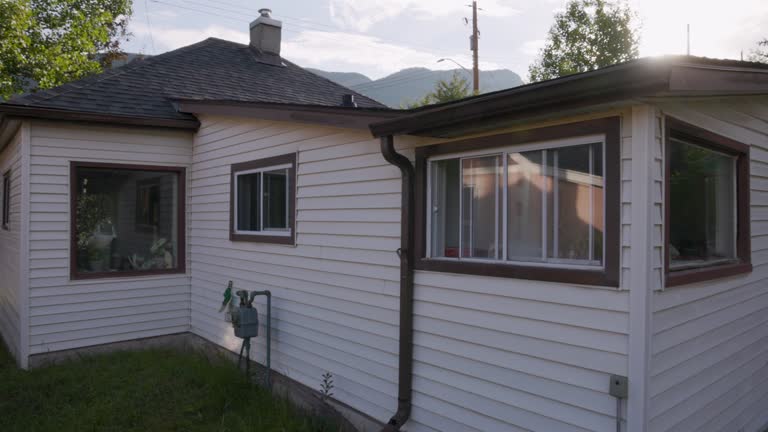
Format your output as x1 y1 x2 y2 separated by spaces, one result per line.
634 0 768 59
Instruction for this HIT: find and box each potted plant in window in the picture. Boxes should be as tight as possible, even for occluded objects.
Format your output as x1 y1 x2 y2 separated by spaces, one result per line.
75 193 113 271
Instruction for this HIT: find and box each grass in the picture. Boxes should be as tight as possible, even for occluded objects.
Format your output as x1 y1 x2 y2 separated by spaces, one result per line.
0 344 339 432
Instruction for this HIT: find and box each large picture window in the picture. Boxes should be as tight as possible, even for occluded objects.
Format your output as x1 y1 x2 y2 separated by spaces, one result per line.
665 118 751 287
416 118 620 286
70 162 185 279
230 153 296 244
429 141 604 267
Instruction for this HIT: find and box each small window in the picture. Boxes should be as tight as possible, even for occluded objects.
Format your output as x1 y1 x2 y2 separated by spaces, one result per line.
669 140 736 268
665 118 751 286
2 170 10 230
70 163 186 279
230 153 296 244
416 117 621 286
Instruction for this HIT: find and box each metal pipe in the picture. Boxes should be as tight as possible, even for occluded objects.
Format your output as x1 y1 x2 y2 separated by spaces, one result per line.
251 290 272 388
379 135 415 431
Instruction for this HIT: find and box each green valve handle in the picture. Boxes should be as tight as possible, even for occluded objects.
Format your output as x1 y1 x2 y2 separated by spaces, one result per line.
218 281 233 313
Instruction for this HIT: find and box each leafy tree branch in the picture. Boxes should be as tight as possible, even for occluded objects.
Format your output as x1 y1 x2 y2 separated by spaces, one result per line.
528 0 639 82
0 0 133 100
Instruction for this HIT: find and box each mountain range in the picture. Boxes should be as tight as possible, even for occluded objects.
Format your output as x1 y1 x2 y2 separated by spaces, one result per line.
96 55 524 109
307 67 524 107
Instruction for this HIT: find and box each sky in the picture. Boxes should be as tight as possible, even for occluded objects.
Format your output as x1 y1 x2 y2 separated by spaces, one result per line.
123 0 768 81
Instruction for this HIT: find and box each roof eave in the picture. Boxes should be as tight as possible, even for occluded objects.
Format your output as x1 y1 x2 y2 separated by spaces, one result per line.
370 62 672 137
175 100 404 130
370 60 768 138
0 104 201 130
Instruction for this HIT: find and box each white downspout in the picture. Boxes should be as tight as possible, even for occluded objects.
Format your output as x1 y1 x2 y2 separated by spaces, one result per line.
19 121 31 369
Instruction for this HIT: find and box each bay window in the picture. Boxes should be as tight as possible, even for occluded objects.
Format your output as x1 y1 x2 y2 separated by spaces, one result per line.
665 117 751 286
416 118 620 286
230 153 296 245
70 162 185 279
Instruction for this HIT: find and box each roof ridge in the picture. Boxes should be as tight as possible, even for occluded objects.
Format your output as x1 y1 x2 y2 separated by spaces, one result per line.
11 38 219 106
2 36 390 119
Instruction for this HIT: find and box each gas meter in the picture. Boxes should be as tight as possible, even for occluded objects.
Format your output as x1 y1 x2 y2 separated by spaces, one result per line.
232 289 259 338
220 281 272 387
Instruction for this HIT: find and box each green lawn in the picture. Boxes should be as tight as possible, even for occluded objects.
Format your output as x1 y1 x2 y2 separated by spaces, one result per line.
0 344 338 432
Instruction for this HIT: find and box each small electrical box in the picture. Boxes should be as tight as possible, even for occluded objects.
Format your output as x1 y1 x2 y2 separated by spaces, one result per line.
609 374 628 399
234 307 259 338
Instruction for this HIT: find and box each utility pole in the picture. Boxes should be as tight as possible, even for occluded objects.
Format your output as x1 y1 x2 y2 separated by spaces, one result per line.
470 0 479 93
686 24 690 55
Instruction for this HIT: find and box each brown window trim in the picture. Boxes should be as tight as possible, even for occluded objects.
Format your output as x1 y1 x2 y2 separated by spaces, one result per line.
664 117 752 288
414 117 621 287
229 153 296 245
2 169 10 231
70 162 187 280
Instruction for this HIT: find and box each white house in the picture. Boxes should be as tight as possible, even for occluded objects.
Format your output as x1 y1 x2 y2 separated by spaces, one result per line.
1 9 767 432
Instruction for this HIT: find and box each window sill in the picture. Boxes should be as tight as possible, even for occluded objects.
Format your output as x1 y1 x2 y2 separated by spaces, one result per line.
666 261 753 288
230 232 295 245
71 268 186 281
415 258 619 287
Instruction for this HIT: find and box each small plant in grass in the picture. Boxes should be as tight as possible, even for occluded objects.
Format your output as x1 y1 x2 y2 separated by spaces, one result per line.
320 371 334 401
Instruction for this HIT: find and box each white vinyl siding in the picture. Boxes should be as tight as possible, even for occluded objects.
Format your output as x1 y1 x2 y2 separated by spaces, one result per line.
0 127 23 362
409 113 633 432
190 117 402 422
648 97 768 432
189 113 632 432
27 122 193 355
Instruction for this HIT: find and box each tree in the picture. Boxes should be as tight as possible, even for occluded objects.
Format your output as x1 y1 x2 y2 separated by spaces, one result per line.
528 0 639 82
0 0 132 100
748 39 768 63
405 71 471 108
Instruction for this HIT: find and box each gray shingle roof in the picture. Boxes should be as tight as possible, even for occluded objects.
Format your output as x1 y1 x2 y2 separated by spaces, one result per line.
5 38 387 121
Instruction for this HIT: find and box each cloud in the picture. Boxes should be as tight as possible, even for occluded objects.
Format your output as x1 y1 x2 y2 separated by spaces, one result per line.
152 9 179 19
282 30 501 78
521 39 545 56
328 0 520 31
129 22 500 79
131 22 247 53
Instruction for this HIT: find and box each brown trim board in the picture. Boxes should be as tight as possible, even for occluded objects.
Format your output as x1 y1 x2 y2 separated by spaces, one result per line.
0 105 200 130
0 116 22 153
413 116 622 287
229 153 297 245
664 117 752 287
177 100 402 130
2 168 10 231
370 56 768 138
69 162 187 280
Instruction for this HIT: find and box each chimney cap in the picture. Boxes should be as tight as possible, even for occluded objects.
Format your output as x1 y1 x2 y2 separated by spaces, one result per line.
258 8 272 17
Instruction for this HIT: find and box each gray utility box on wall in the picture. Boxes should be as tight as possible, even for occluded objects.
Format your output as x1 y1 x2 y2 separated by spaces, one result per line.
234 306 259 339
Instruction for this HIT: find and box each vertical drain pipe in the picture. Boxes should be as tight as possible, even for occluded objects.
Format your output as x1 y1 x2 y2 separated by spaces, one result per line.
379 135 415 432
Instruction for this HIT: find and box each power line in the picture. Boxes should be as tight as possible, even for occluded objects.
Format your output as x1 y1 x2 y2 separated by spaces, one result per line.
353 70 452 91
146 0 512 91
150 0 246 23
470 0 479 92
150 0 513 63
144 0 156 53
